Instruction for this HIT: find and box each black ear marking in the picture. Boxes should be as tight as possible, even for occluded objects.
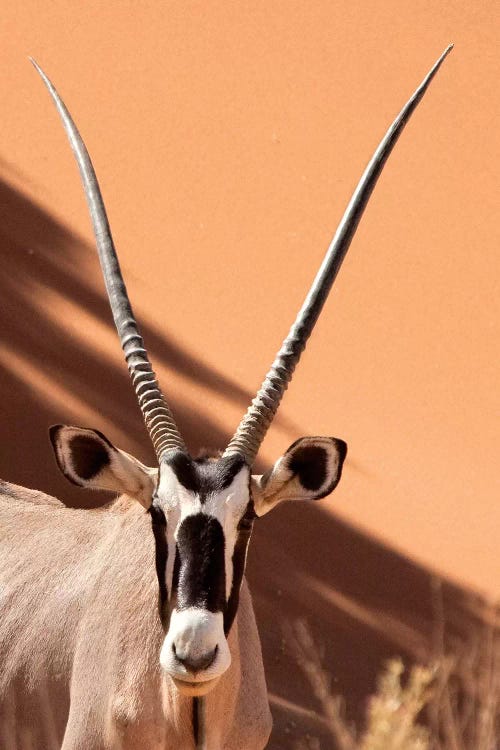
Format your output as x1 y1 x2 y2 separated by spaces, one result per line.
69 434 110 480
329 438 348 494
332 438 348 464
49 424 78 484
49 425 112 484
48 424 63 450
286 437 347 497
288 444 328 491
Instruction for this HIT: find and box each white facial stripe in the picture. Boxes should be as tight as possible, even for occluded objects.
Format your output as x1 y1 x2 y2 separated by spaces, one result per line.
202 467 251 520
224 528 235 601
203 468 250 601
158 463 250 519
165 507 179 596
157 465 180 593
157 464 197 512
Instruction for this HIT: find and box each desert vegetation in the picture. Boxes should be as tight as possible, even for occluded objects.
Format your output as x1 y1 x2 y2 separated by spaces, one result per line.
288 592 499 750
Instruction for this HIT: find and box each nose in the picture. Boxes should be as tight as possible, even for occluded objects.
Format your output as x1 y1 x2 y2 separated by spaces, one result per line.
173 644 218 673
160 608 231 688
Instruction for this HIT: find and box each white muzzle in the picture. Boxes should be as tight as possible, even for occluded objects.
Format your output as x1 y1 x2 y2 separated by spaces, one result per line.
160 608 231 695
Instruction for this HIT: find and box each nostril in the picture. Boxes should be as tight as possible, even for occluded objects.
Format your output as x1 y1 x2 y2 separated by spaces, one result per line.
174 645 218 673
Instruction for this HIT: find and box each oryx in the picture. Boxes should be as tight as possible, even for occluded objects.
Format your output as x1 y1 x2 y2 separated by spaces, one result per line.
0 46 452 750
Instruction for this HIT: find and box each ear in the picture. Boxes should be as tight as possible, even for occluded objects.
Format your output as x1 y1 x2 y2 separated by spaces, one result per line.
251 436 347 517
49 425 157 508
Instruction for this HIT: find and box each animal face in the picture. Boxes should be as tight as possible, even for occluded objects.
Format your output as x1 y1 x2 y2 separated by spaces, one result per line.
155 453 252 694
50 426 346 695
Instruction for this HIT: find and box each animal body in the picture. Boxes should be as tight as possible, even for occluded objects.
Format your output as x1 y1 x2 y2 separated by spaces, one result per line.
0 48 451 749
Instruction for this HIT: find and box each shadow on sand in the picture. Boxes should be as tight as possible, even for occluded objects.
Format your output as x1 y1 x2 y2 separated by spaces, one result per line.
0 177 258 502
0 179 492 748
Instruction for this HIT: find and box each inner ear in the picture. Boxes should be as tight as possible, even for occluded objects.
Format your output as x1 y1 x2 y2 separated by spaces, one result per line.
65 430 112 481
49 425 157 508
287 444 328 491
49 425 113 487
252 436 347 516
284 436 347 498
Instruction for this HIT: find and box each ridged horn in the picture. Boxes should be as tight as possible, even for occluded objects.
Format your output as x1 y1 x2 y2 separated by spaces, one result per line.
31 59 187 461
224 45 453 463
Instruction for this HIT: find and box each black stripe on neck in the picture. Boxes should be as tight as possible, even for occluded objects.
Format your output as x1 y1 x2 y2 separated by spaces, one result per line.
193 696 206 747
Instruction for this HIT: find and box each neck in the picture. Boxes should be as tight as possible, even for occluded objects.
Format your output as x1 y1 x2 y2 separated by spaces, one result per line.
193 697 207 749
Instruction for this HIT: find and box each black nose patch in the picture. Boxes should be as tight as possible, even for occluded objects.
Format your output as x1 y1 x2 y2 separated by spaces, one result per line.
174 513 226 613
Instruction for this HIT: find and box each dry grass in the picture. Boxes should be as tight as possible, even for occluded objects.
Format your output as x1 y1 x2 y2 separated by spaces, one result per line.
426 580 499 750
287 597 499 750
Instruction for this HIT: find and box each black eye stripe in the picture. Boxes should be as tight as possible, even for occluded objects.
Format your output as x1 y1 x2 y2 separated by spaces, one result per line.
224 500 255 634
170 546 181 612
148 503 168 628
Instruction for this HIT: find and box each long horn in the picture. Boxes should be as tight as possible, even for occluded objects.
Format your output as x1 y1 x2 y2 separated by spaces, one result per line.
224 45 453 462
31 60 187 461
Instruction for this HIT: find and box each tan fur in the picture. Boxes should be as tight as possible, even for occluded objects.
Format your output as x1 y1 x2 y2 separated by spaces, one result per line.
0 481 272 749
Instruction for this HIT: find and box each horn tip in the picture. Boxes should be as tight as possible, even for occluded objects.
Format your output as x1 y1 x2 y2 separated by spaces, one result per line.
421 44 454 91
433 44 454 71
29 57 49 85
436 44 454 68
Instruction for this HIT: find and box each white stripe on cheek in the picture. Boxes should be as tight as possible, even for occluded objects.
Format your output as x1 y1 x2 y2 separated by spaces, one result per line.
157 464 198 595
165 508 179 595
224 525 236 600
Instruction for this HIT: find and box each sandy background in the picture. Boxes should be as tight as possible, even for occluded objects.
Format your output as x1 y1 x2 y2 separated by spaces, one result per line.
1 2 498 746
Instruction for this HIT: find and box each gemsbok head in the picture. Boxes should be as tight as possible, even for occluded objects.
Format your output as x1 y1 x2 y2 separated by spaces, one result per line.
23 46 452 747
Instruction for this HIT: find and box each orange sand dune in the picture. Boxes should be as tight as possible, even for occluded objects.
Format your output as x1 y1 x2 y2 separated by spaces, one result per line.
1 2 498 745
